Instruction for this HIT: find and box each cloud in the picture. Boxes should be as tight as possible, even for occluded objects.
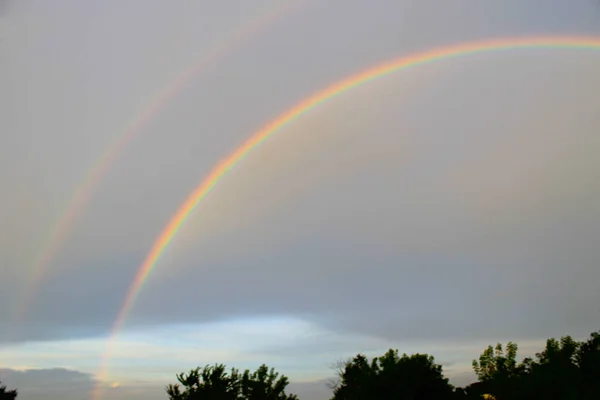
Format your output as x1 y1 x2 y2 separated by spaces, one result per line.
2 45 600 349
0 368 95 399
288 379 333 400
0 367 177 400
2 317 535 394
1 3 600 398
135 51 600 344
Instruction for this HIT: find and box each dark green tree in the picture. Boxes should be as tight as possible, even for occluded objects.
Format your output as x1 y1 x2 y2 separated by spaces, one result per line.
470 342 521 398
471 342 519 382
166 363 298 400
467 331 600 399
330 349 454 400
241 364 298 400
576 330 600 399
0 381 17 400
527 335 581 399
166 364 241 400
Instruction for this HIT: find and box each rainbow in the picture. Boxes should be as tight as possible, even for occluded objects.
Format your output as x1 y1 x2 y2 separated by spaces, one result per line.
92 35 600 398
12 0 305 332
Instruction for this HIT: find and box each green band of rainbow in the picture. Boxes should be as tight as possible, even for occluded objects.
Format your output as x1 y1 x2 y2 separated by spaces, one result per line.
92 35 600 399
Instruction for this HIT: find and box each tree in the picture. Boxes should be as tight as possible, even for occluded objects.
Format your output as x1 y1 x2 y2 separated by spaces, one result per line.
330 349 454 400
471 342 519 382
240 364 298 400
326 357 354 391
468 332 600 399
528 335 581 399
470 342 522 398
166 364 240 400
576 330 600 399
166 363 298 400
0 381 17 400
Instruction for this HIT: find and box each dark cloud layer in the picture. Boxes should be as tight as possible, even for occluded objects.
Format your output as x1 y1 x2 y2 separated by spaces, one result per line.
0 367 181 400
0 368 96 400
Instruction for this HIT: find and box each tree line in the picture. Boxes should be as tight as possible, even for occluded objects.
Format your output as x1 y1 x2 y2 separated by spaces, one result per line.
0 329 597 399
165 329 599 400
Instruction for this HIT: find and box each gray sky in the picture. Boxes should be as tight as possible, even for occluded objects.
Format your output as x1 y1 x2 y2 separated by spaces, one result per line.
1 1 600 399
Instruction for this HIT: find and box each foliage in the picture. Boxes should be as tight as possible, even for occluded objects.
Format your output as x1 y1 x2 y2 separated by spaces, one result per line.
166 363 298 400
578 331 600 399
465 330 600 400
0 381 17 400
470 342 520 398
330 349 454 400
240 364 298 400
165 329 600 399
471 342 518 382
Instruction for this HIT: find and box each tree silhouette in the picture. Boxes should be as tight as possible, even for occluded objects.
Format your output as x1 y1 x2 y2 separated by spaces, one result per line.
526 335 581 399
577 331 600 399
466 331 600 399
472 342 519 382
0 381 17 400
164 329 600 399
240 364 298 400
166 363 298 400
330 349 454 400
166 364 240 400
470 342 521 398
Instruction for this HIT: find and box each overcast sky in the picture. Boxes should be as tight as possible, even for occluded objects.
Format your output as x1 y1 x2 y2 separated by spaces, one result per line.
1 1 600 399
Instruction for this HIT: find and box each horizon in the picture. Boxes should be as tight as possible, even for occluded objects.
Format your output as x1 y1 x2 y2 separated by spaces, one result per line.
1 1 600 399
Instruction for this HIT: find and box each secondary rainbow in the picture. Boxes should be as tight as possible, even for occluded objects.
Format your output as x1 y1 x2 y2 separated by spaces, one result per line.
12 0 306 332
92 35 600 399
